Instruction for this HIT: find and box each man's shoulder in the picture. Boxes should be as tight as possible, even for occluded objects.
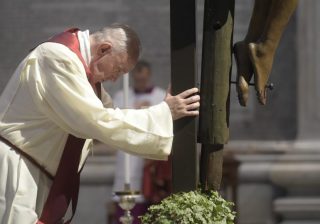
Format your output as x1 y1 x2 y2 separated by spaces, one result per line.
31 42 84 72
33 42 80 63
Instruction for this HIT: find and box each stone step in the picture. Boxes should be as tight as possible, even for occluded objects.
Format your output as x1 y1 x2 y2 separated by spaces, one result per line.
274 197 320 220
280 222 320 224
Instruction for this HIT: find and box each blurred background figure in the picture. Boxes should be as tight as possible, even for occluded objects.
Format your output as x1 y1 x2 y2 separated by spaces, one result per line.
112 60 165 109
111 60 171 224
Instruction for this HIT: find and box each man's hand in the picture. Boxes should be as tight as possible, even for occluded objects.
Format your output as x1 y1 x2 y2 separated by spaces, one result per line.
164 87 200 120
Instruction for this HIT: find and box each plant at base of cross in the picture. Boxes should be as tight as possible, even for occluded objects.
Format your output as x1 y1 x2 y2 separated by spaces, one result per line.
140 189 236 224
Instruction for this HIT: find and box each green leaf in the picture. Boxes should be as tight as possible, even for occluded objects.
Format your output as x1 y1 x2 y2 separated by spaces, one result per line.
140 190 236 224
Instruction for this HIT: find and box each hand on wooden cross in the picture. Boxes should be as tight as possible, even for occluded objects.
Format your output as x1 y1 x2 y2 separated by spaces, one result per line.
164 87 200 120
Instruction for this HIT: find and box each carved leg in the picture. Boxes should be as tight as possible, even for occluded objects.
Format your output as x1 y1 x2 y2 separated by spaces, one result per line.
249 0 298 105
234 0 271 106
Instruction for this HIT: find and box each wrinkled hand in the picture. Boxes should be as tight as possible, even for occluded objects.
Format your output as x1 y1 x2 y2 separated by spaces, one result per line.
164 87 200 120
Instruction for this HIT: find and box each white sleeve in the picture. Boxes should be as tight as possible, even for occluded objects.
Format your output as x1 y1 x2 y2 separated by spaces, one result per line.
35 43 173 160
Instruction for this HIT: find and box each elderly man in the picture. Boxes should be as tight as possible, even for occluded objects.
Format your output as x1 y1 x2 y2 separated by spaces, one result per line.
0 24 200 224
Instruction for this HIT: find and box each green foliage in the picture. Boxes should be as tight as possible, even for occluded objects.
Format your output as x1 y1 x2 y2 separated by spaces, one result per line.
140 190 236 224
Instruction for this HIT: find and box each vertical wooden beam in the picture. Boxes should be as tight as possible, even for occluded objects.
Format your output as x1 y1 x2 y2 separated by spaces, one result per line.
170 0 197 193
198 0 235 190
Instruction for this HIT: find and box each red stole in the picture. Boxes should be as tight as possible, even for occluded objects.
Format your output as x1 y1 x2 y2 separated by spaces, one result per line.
36 29 101 224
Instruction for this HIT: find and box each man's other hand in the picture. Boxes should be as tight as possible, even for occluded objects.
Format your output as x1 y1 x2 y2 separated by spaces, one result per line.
164 87 200 120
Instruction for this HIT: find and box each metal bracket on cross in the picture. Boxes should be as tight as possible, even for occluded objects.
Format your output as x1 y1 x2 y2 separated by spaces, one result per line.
230 81 275 90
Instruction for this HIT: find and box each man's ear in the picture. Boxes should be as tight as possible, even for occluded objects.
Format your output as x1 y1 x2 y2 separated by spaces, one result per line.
97 42 112 57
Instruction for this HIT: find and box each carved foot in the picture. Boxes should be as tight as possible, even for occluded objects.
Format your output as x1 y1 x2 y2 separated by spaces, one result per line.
248 42 274 105
233 41 253 107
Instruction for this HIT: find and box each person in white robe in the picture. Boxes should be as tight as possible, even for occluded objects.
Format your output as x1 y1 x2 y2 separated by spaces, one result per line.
112 60 170 223
113 60 166 194
0 24 200 224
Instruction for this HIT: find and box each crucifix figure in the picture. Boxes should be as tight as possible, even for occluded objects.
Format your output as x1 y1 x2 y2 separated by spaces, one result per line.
234 0 298 106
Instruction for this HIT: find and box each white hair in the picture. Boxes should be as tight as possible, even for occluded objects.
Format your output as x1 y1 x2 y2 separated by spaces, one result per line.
92 24 141 61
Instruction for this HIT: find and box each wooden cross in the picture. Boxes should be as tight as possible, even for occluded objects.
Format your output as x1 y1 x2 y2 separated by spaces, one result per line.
170 0 235 192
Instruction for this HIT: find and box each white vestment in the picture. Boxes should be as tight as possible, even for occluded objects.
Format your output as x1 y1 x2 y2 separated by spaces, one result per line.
112 87 166 194
0 31 173 224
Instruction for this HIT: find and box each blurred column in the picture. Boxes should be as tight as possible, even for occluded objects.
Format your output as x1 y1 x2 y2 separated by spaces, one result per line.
297 0 320 140
271 3 320 223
